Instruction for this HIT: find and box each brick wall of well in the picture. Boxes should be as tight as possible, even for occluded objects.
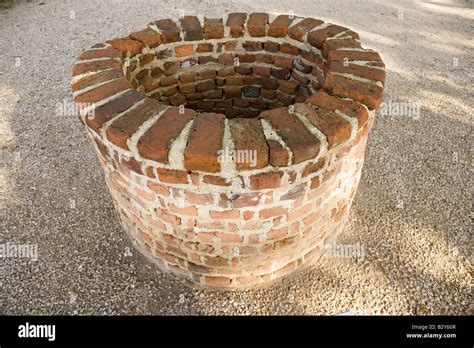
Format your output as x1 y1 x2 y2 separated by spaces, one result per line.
71 13 385 288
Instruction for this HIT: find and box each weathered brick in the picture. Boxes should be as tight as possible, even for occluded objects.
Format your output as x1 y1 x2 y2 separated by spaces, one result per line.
327 61 386 85
71 68 123 93
156 208 181 225
259 206 287 219
226 13 247 37
138 107 195 163
280 43 299 55
324 72 384 110
180 16 203 41
229 118 269 170
249 171 283 189
74 78 131 104
308 24 356 48
209 210 240 219
260 107 320 164
154 19 182 43
302 157 325 177
327 49 383 66
203 17 224 39
108 37 143 55
274 56 293 69
175 44 194 57
306 91 369 127
156 168 189 184
106 98 166 149
268 15 295 37
85 90 145 133
130 28 162 48
278 80 299 94
322 37 361 59
79 48 122 60
271 68 291 80
295 103 352 147
288 18 324 41
72 59 121 76
267 139 289 167
247 13 269 37
184 113 225 173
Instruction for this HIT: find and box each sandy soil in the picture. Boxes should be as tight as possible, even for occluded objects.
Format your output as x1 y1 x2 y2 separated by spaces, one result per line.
0 0 472 315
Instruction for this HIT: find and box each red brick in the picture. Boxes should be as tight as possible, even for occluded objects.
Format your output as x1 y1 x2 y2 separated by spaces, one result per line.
156 208 181 225
274 56 293 69
85 90 145 133
196 43 213 52
259 107 320 164
242 41 262 51
130 28 162 48
288 18 324 41
229 118 269 170
310 176 320 189
306 91 369 127
180 71 197 83
72 59 121 76
185 191 214 205
268 15 295 37
259 206 287 219
267 139 289 167
214 232 243 244
180 16 203 41
204 276 232 286
226 13 247 38
156 168 189 184
79 48 122 60
203 175 232 186
108 37 143 55
295 103 352 147
249 171 283 190
324 72 384 110
302 157 325 177
231 192 262 208
71 68 123 92
322 38 361 59
327 61 386 85
270 68 291 80
280 43 299 55
74 78 131 104
106 98 166 149
209 210 240 219
255 53 274 64
147 182 170 196
247 13 269 37
327 49 383 64
203 18 224 39
278 80 299 94
138 107 195 163
175 44 194 57
154 19 182 43
168 203 198 216
307 24 355 49
267 226 288 240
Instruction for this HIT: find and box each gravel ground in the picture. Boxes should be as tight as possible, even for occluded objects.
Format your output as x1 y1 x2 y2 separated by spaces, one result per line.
1 0 472 315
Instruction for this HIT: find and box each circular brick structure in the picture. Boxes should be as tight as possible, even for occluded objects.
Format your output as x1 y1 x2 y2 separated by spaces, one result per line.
71 13 385 288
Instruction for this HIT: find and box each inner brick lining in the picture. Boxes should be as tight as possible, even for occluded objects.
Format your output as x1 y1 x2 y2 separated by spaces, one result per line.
125 38 323 118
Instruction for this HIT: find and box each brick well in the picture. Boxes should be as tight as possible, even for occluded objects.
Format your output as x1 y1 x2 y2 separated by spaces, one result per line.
71 13 385 288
